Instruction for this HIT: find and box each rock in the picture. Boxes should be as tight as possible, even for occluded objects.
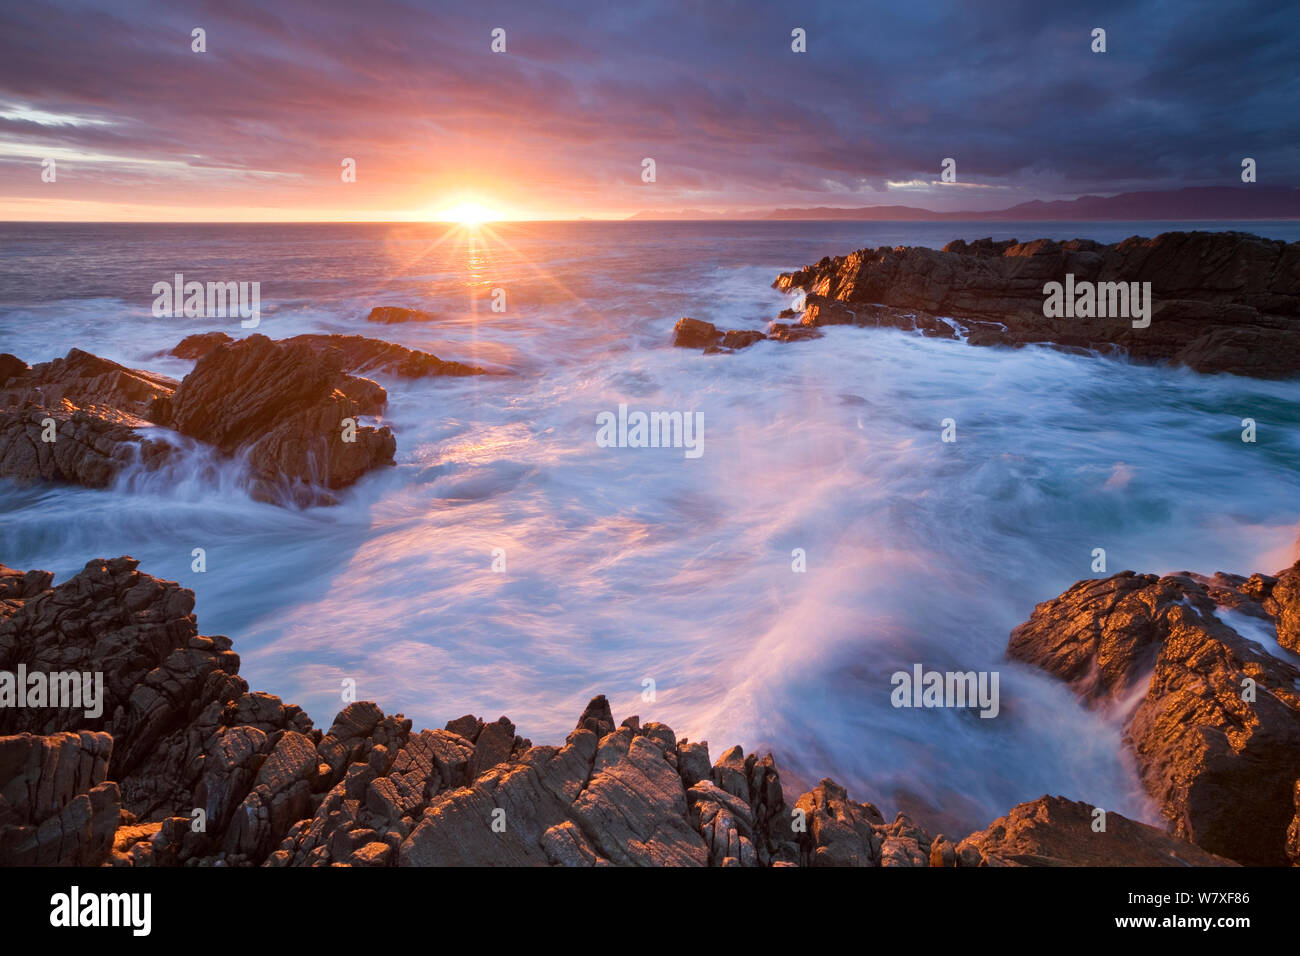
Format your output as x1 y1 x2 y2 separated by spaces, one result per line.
172 331 484 378
0 349 178 489
0 353 28 383
1264 560 1300 653
958 796 1236 866
171 332 233 360
444 714 483 741
1009 568 1300 865
0 348 177 421
0 556 330 865
794 778 886 866
575 695 615 738
720 330 766 349
766 322 823 343
278 334 485 379
0 731 120 866
3 331 468 503
1286 780 1300 866
672 317 722 349
0 406 169 488
774 231 1300 377
4 551 1290 868
465 716 517 779
673 318 765 352
366 306 434 324
160 334 395 501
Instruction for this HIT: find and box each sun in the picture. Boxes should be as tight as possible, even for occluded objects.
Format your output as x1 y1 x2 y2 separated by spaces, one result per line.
437 201 499 226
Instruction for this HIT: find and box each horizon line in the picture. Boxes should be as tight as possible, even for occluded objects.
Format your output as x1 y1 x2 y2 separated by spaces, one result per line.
3 216 1300 225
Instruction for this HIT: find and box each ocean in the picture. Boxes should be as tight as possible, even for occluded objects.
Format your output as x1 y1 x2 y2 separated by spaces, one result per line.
3 219 1299 834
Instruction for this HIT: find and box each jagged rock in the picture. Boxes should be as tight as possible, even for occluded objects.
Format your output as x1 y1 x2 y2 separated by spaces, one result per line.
0 406 171 488
2 334 439 503
170 331 233 360
774 231 1300 377
465 716 516 779
0 353 28 383
957 796 1236 866
399 729 599 866
0 348 176 420
1264 561 1300 653
0 731 120 866
1009 568 1300 865
172 331 484 378
160 334 395 502
795 778 886 866
444 714 483 741
575 695 615 738
285 334 485 378
4 553 1291 869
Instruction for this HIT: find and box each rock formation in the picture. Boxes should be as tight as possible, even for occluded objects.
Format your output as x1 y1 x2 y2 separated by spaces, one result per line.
0 556 1256 867
1008 564 1300 865
0 328 485 506
773 231 1300 377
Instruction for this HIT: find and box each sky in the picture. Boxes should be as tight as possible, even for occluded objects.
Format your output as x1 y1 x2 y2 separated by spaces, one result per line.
0 0 1295 221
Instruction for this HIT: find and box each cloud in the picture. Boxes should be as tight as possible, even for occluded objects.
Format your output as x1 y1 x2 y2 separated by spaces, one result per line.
0 0 1294 218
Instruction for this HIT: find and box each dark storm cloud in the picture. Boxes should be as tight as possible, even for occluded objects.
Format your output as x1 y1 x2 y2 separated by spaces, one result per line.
0 0 1293 214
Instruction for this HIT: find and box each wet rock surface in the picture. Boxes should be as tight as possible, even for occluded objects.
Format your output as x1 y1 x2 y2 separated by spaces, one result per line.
0 556 1264 866
1 325 486 505
1008 563 1300 865
773 231 1300 377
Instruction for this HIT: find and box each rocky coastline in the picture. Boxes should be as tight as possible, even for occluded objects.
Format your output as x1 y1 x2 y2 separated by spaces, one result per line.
673 231 1300 378
0 330 485 507
2 554 1296 867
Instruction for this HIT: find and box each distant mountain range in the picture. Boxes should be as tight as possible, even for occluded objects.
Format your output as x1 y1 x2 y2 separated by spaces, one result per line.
627 186 1300 221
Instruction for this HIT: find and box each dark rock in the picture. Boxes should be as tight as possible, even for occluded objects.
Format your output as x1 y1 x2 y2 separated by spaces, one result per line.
4 552 1290 869
766 322 823 343
0 353 28 384
171 332 234 360
0 348 177 421
0 731 120 866
1009 568 1300 865
720 329 766 349
575 695 616 738
957 795 1236 866
774 231 1300 377
281 334 485 379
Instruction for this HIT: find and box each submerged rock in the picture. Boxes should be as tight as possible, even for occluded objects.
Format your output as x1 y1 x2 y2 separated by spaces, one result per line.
366 306 435 324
